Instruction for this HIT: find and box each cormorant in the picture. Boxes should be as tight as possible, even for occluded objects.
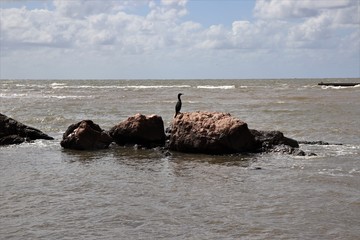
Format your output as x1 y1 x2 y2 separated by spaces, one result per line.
174 93 183 118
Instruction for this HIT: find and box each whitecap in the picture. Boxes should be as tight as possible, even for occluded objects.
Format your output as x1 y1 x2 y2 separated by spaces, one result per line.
51 85 191 89
321 85 360 90
48 95 92 99
196 85 235 89
125 85 191 89
0 93 29 98
50 83 66 86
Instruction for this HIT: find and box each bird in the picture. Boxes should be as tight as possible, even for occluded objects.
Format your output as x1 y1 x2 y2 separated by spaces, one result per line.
174 93 183 118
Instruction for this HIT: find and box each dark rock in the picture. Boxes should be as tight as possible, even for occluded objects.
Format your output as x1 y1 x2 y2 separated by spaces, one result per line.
0 135 26 145
250 129 299 149
60 120 112 150
292 148 306 156
0 113 54 145
249 129 300 154
109 114 166 148
169 111 256 154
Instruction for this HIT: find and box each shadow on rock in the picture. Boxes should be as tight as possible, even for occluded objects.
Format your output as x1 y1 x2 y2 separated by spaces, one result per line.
0 113 53 145
61 120 112 150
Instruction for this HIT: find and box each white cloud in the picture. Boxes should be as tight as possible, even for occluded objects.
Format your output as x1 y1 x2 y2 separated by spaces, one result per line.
254 0 357 19
52 0 123 19
0 0 358 79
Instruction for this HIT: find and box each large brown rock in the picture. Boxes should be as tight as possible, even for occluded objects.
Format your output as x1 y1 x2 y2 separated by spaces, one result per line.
0 113 54 145
60 120 113 150
169 111 256 154
109 113 166 148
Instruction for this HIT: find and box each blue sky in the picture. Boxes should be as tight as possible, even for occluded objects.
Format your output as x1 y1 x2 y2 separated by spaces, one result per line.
0 0 359 79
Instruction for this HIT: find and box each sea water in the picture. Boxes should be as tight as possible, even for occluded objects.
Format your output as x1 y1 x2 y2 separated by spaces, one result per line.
1 79 359 239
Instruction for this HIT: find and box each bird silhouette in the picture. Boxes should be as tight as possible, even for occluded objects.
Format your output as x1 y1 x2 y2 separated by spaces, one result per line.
174 93 183 118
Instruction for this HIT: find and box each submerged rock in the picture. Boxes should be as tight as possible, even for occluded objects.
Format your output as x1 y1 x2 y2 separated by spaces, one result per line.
60 120 112 150
109 113 166 148
298 140 342 146
169 111 256 154
0 113 54 145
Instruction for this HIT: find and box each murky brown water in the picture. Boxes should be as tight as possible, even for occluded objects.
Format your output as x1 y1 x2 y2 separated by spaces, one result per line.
1 79 359 239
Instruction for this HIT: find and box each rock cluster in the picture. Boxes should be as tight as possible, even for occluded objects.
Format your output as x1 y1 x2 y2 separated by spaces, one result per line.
2 112 314 156
0 113 53 145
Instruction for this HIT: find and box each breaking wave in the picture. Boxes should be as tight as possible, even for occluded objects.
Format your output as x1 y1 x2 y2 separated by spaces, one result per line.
196 85 235 89
52 85 191 89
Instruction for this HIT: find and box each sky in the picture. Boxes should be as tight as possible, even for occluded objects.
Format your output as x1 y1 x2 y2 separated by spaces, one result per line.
0 0 359 79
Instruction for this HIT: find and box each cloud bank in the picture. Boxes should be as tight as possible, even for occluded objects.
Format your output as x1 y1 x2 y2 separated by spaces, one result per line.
1 0 359 79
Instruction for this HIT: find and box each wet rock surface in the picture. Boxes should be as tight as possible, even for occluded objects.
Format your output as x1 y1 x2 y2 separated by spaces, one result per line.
110 114 166 148
0 113 53 145
61 120 112 150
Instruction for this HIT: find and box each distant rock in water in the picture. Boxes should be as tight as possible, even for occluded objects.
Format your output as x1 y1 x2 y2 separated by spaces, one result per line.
109 113 166 148
61 120 112 150
0 113 54 145
298 140 342 145
169 111 256 154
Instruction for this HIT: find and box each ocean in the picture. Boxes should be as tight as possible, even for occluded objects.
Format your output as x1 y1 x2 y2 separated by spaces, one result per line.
1 79 359 239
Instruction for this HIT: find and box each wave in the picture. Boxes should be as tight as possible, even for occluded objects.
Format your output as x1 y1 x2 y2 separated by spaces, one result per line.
52 85 191 89
126 85 191 89
0 93 28 98
15 84 46 88
0 93 91 99
196 85 235 89
301 143 360 158
50 83 67 86
321 84 360 90
47 95 92 99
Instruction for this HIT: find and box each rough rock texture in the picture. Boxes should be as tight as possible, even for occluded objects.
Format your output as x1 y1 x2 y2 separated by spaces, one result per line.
169 111 256 154
60 120 113 150
0 113 54 145
249 129 311 156
250 129 299 150
109 114 166 148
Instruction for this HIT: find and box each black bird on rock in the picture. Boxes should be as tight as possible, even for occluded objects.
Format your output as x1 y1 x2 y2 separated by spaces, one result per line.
174 93 183 118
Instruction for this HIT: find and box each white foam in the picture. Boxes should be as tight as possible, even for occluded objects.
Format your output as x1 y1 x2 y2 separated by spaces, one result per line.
126 85 191 89
321 85 360 90
48 95 91 99
50 83 66 86
196 85 235 89
0 93 28 98
52 85 191 89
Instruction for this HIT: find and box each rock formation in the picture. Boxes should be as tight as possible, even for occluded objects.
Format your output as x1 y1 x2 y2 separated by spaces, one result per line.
169 111 256 154
0 113 54 145
250 129 299 150
250 129 308 155
60 120 112 150
110 113 166 148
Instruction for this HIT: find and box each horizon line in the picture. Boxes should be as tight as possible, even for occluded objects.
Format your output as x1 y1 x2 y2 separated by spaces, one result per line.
1 77 359 81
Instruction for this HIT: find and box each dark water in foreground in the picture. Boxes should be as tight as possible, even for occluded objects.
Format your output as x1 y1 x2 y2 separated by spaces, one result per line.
1 79 359 239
